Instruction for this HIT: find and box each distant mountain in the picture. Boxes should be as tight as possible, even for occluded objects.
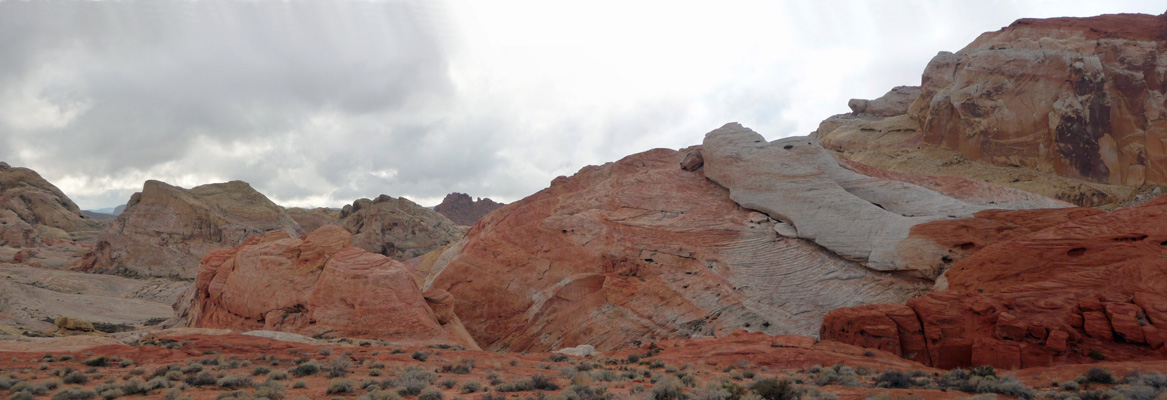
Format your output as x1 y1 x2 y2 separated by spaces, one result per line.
1 162 103 247
433 192 505 226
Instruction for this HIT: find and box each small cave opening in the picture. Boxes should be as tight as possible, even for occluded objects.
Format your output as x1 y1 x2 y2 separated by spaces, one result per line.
1114 235 1148 242
783 145 793 150
1067 247 1087 257
957 242 976 251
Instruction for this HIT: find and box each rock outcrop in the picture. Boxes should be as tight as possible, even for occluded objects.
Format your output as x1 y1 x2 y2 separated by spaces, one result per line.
0 162 102 247
285 207 341 233
337 195 463 261
816 13 1167 208
75 180 301 278
433 192 505 226
911 13 1167 187
822 195 1167 368
421 124 1064 352
172 225 477 349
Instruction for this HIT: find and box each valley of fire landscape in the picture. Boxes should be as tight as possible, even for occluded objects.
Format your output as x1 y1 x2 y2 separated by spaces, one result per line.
3 10 1167 400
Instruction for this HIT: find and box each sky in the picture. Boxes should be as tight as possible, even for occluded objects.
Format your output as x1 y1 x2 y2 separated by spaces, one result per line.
1 1 1163 210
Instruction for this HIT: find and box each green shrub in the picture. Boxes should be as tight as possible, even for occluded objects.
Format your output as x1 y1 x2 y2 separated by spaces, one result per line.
252 366 272 376
1084 367 1116 384
461 380 483 393
874 370 916 389
185 371 217 386
51 387 97 400
411 351 430 362
532 374 560 391
650 377 685 400
216 375 253 389
63 371 89 384
548 354 569 362
750 378 800 400
290 361 321 377
417 387 444 400
84 357 108 367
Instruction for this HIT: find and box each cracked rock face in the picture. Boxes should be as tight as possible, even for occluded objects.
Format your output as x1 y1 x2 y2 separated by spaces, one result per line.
172 225 478 349
910 13 1167 187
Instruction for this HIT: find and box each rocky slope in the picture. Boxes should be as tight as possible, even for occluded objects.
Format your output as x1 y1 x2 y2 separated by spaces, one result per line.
419 123 1066 353
172 225 478 349
74 180 301 278
0 162 102 247
817 12 1167 207
822 195 1167 369
433 192 505 226
336 195 463 261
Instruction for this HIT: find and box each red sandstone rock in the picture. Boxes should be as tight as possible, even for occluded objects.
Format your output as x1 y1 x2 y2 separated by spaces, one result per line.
911 13 1167 187
339 195 463 260
173 225 478 349
822 196 1167 368
433 192 505 226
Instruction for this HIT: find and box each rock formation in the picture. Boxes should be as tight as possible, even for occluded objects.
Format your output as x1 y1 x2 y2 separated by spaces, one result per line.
337 195 463 261
816 12 1167 207
911 13 1167 187
0 162 102 247
433 192 505 226
75 180 301 278
172 225 477 349
822 196 1167 368
285 207 341 233
421 124 1063 352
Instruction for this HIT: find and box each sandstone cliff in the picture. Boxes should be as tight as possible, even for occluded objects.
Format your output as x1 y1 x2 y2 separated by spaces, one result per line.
0 162 102 247
817 12 1167 207
433 192 505 226
172 225 478 348
75 180 301 278
822 196 1167 368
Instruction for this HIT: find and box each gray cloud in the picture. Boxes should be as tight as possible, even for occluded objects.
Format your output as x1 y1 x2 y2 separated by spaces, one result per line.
0 1 1162 209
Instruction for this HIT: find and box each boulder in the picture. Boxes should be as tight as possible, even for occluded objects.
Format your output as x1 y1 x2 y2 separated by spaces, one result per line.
55 316 95 332
173 225 478 349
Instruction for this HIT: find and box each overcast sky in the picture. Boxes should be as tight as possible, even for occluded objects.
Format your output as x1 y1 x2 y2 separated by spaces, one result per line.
1 1 1162 210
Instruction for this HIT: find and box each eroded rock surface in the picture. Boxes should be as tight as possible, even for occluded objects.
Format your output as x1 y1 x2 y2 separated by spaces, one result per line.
173 225 477 348
74 180 301 278
434 192 505 226
823 196 1167 368
338 195 463 261
0 162 102 247
911 13 1167 187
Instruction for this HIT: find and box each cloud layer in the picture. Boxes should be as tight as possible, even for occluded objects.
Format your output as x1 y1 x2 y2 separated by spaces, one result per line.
1 0 1162 209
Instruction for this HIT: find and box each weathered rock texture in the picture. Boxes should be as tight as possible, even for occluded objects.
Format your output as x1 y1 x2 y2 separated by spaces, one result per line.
285 207 341 233
421 124 1066 352
822 195 1167 368
703 123 1060 276
434 192 505 226
75 180 301 278
911 13 1167 188
172 225 477 348
816 13 1167 208
338 195 463 260
0 162 102 247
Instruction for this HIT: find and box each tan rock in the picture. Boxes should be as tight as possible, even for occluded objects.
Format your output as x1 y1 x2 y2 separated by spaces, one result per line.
339 195 463 260
55 316 95 332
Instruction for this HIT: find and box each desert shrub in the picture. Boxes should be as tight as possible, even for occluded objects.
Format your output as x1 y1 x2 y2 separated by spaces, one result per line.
438 378 457 389
1062 381 1081 391
650 377 685 400
252 366 272 376
497 378 535 392
549 354 569 362
411 351 430 362
560 384 612 400
217 375 253 389
691 385 732 400
440 363 473 375
51 387 96 400
327 356 352 378
971 366 996 378
292 380 306 389
121 377 147 395
214 390 250 400
118 359 133 368
1111 384 1160 400
268 370 289 381
326 379 356 394
63 371 89 384
357 389 404 400
1084 367 1117 384
84 357 108 367
9 392 36 400
590 370 618 382
461 380 483 393
874 370 917 389
750 378 799 400
417 387 444 400
290 361 321 377
627 354 641 364
532 374 560 391
185 371 217 386
0 376 20 390
395 367 438 396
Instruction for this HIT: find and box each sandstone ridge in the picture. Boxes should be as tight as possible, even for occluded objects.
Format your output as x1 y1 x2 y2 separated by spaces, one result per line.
0 162 102 248
434 192 505 226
